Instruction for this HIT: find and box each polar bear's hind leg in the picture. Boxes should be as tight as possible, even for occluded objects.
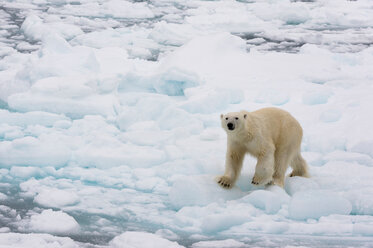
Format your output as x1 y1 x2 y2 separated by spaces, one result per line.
289 152 309 178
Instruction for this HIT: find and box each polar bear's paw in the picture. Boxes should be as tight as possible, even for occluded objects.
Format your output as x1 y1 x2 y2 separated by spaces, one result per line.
216 175 233 189
251 174 272 186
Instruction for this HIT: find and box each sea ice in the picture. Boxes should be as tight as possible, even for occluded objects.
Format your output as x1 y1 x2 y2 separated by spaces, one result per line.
1 0 373 247
21 14 83 41
302 90 333 105
0 192 7 201
10 166 44 179
289 190 352 220
285 176 320 196
169 175 244 209
34 189 79 208
0 233 79 248
28 209 80 235
191 239 248 248
241 186 290 214
109 231 184 248
0 136 71 168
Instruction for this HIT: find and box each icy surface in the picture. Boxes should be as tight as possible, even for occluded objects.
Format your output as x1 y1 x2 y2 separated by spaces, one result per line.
1 0 373 247
0 233 80 248
289 190 352 220
110 231 183 248
191 239 248 248
28 209 80 235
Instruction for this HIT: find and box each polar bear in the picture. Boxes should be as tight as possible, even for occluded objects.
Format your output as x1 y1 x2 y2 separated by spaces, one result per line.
217 107 309 188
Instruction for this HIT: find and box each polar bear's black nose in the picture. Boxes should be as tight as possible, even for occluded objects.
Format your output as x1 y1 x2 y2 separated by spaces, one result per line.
227 123 235 130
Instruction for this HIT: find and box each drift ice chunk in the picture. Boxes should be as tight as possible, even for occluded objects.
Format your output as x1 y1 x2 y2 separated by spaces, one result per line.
42 34 72 54
29 209 79 235
154 67 201 96
102 0 155 19
0 192 7 201
0 109 70 127
240 186 290 214
285 176 319 196
155 229 179 241
353 223 373 236
21 14 83 41
0 136 71 168
289 190 352 220
157 107 203 133
200 214 247 234
159 32 248 89
110 231 184 248
34 189 79 208
8 93 119 119
169 176 244 209
10 166 43 179
345 188 373 215
181 87 244 114
150 21 202 46
192 239 248 248
29 76 94 98
0 233 79 248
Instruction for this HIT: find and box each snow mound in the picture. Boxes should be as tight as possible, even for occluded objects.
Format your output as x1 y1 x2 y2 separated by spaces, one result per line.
0 136 71 168
285 176 320 196
34 189 79 208
192 239 248 248
21 14 83 41
0 233 79 248
29 209 80 235
200 213 248 234
109 231 184 248
0 110 69 127
169 176 244 209
289 190 352 220
241 186 290 214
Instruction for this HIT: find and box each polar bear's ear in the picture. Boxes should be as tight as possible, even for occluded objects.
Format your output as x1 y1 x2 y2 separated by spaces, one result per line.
244 114 247 119
220 114 224 119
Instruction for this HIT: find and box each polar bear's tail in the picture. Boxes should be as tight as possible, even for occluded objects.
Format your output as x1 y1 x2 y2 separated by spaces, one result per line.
289 152 309 178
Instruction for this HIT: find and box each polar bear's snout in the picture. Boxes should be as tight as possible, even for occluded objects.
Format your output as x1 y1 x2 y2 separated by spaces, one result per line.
227 122 235 130
221 113 242 132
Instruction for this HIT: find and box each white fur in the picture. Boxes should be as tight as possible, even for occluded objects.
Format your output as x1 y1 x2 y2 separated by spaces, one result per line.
217 107 309 188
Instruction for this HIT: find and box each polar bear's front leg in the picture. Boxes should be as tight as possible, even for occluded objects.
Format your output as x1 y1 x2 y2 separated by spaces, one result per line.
217 148 245 189
252 148 275 186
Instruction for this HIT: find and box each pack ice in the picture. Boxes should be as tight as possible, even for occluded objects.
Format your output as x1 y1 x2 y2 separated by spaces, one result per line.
1 0 373 247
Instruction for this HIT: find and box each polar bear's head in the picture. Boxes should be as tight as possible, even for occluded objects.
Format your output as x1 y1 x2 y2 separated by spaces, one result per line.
220 111 247 133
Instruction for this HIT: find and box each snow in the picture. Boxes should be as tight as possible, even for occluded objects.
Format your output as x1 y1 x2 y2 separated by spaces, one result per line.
34 189 80 208
289 190 352 220
1 0 373 247
0 233 79 248
0 192 7 201
21 15 83 42
28 209 80 235
109 231 183 248
241 186 291 214
191 239 248 248
169 175 246 209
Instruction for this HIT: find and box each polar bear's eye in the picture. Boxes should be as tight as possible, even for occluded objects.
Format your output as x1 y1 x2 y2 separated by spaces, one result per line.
225 117 228 120
235 117 239 120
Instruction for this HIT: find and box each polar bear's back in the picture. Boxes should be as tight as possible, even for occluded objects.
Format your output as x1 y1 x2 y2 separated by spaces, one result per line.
250 107 303 148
